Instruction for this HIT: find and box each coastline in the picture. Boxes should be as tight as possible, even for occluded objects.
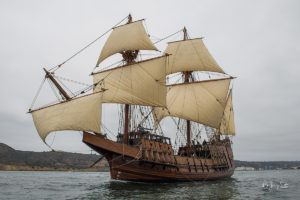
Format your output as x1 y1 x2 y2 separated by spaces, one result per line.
0 164 109 172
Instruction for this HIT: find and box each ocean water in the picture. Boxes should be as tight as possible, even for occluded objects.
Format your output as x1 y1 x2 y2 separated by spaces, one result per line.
0 170 299 200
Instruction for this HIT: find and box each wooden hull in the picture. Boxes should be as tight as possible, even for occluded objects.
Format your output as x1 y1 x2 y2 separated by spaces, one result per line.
83 132 234 182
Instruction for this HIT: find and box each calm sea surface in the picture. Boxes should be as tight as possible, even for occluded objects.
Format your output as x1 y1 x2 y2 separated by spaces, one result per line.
0 170 299 199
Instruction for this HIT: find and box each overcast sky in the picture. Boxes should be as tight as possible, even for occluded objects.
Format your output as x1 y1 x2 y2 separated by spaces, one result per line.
0 0 299 161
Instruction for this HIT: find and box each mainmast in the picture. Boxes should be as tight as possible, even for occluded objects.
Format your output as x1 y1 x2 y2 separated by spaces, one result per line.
182 27 192 157
122 14 135 144
93 14 165 143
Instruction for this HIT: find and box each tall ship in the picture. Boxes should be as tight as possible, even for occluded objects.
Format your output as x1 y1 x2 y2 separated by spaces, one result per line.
29 15 236 181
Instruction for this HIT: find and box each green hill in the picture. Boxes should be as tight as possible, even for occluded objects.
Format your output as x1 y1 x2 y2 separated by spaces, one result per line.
0 143 108 171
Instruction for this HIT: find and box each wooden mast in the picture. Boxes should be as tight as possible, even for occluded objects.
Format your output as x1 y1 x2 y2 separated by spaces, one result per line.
43 68 71 100
123 14 135 145
183 27 192 157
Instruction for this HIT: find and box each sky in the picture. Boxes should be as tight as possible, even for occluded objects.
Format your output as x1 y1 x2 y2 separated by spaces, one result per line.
0 0 299 161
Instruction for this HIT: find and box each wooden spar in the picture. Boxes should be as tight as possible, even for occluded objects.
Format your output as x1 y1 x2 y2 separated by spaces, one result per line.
215 129 221 141
124 104 129 144
183 27 187 41
91 55 168 75
184 71 191 157
90 154 106 168
127 14 132 24
29 91 103 113
43 68 71 100
186 119 191 156
183 27 192 157
167 37 204 44
112 19 145 30
123 15 134 145
168 77 234 87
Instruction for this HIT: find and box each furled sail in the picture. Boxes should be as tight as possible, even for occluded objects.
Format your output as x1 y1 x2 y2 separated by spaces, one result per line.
219 90 235 135
153 78 231 128
30 93 102 142
164 38 225 75
96 20 158 66
93 56 168 107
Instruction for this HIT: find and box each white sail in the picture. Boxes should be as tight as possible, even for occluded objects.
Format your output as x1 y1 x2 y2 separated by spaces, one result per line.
153 78 231 128
164 38 225 75
93 56 168 107
96 20 158 66
219 90 235 135
31 93 102 141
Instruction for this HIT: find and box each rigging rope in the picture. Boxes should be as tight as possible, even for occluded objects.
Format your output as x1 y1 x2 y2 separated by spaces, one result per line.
134 107 153 131
55 76 75 96
49 15 129 72
101 122 116 138
153 28 184 44
95 59 123 72
49 132 57 147
53 75 90 86
47 78 61 102
29 77 46 110
144 19 150 37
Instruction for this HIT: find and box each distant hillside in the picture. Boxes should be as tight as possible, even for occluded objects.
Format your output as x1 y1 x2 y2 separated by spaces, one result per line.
1 143 299 171
234 160 300 170
0 143 108 171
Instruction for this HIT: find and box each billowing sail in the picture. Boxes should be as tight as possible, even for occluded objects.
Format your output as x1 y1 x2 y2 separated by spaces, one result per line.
153 78 231 128
219 90 235 135
96 20 158 66
93 56 168 107
30 93 102 142
164 38 225 75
